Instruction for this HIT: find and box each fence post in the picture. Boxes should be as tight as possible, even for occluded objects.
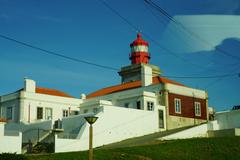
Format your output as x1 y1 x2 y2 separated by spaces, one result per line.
38 128 40 143
27 139 33 154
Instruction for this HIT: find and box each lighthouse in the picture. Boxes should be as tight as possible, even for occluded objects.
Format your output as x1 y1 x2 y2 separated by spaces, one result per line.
118 33 161 85
129 33 151 64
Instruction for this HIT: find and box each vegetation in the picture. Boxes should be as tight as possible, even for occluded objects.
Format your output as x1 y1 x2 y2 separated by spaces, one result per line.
27 137 240 160
0 153 29 160
32 143 54 153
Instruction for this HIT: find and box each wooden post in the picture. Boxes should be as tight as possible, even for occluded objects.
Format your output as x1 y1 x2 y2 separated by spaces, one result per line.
89 124 93 160
84 116 98 160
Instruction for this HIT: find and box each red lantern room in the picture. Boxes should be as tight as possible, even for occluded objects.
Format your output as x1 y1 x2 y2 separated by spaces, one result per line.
129 33 150 64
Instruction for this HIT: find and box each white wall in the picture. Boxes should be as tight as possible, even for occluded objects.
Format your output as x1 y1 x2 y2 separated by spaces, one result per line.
159 123 208 140
208 128 240 137
165 83 207 99
0 78 82 124
24 79 36 93
0 123 22 154
84 88 160 111
85 83 162 108
214 109 240 130
59 114 88 139
159 109 240 140
0 92 20 122
141 65 152 86
19 91 81 123
55 105 160 152
5 120 53 143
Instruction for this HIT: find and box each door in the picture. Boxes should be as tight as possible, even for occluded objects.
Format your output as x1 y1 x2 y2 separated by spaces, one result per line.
45 108 52 120
158 110 164 128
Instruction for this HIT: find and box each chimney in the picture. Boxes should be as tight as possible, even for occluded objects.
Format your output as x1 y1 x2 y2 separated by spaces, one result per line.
81 94 86 100
24 78 36 93
141 64 152 86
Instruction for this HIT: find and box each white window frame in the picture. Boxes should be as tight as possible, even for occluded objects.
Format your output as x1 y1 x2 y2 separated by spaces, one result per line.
174 98 181 114
131 45 148 52
195 102 201 116
62 109 69 117
45 108 52 120
147 101 154 111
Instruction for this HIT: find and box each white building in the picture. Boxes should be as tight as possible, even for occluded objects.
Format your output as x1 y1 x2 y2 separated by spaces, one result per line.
0 78 81 123
0 120 22 154
84 33 209 130
54 34 209 152
0 33 210 153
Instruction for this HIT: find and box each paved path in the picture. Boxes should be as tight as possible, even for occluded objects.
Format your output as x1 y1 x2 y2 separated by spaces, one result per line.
99 125 194 149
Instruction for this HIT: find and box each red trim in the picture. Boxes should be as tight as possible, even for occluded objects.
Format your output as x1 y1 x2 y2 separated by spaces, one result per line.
0 118 7 123
130 52 150 64
130 33 149 46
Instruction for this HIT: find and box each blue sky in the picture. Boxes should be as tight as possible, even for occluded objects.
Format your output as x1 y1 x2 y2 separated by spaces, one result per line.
0 0 239 111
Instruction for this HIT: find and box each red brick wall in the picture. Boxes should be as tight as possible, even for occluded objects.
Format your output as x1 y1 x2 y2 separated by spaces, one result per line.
168 93 207 120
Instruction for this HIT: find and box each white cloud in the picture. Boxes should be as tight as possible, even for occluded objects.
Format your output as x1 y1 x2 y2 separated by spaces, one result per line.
160 15 240 53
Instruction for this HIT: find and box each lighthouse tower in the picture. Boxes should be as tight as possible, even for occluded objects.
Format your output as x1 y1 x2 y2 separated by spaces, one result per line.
129 33 150 64
118 33 161 85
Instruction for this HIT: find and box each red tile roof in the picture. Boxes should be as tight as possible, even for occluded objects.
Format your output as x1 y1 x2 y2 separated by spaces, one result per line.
153 76 185 86
36 87 73 98
0 118 7 123
86 76 184 99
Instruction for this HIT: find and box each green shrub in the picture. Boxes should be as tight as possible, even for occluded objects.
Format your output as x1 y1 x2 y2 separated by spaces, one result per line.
0 153 29 160
32 143 54 153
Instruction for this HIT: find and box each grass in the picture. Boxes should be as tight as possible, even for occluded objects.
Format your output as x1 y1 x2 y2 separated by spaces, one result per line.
27 137 240 160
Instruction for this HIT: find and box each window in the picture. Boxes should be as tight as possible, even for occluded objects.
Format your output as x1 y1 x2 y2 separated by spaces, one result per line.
0 106 2 118
158 110 164 128
37 107 43 120
124 103 129 108
45 108 52 120
7 107 13 120
174 98 181 113
71 111 79 115
147 102 154 111
195 102 201 116
136 101 141 109
93 108 99 113
63 109 69 117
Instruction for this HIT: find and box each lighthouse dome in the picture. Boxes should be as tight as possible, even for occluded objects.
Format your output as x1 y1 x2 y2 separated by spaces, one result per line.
129 33 150 64
130 33 149 47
